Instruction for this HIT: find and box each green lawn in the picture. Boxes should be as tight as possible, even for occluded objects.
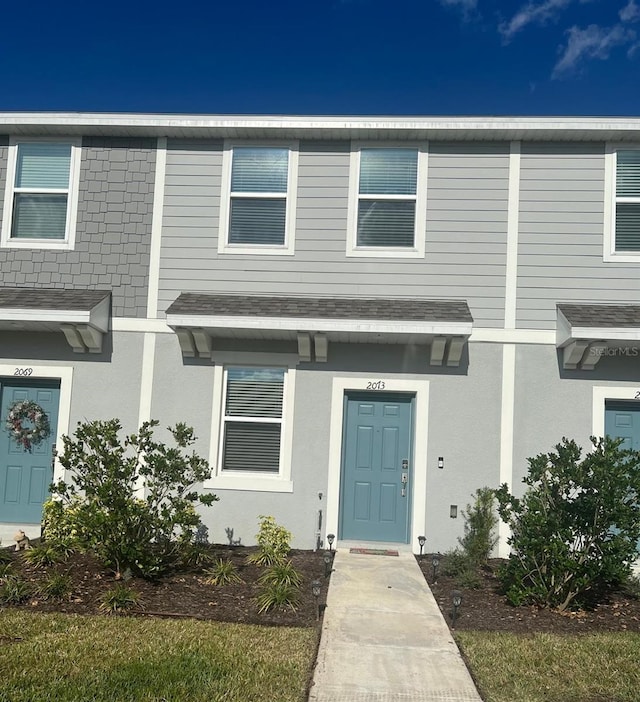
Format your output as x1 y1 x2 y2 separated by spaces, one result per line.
0 611 318 702
457 631 640 702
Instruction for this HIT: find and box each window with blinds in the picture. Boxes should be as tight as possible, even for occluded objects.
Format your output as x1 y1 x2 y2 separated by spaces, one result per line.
615 151 640 252
357 148 418 248
11 143 73 240
228 147 289 246
221 367 286 474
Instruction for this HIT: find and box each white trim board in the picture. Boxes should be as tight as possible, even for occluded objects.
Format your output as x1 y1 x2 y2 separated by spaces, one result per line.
147 137 167 319
498 344 516 558
325 376 429 553
0 363 73 485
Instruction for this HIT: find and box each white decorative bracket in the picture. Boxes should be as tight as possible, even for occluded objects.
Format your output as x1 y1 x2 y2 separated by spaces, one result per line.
297 332 311 362
314 333 328 362
61 324 104 354
562 340 590 370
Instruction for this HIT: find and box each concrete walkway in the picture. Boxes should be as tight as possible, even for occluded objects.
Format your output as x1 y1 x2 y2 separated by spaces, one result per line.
308 547 482 702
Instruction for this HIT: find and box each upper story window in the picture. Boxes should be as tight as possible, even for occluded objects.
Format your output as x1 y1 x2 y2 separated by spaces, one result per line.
347 145 427 258
614 150 640 251
1 138 81 250
218 143 298 256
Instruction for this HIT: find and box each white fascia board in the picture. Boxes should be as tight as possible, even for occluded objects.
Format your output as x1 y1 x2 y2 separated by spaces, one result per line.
4 113 640 140
571 327 640 341
0 298 110 332
166 313 473 337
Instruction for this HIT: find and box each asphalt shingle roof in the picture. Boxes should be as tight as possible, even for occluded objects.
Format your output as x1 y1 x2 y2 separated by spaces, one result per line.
166 294 474 323
0 288 111 311
558 304 640 328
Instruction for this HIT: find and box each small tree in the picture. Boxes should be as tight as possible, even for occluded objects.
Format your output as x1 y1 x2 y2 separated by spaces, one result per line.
495 436 640 611
458 487 499 567
49 419 218 579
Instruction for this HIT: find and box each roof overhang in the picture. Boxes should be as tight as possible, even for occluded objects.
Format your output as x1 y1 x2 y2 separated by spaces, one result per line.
3 113 640 142
557 304 640 370
166 294 473 367
0 288 111 353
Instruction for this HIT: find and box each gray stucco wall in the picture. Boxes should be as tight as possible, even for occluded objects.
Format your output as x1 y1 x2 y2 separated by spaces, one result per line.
517 142 640 329
159 139 509 328
149 335 503 551
0 137 156 318
512 343 640 497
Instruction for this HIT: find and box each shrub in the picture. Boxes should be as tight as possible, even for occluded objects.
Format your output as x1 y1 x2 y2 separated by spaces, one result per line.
495 436 640 611
38 572 73 601
256 582 300 613
50 419 218 580
99 584 141 614
203 559 244 586
441 549 483 589
0 575 33 604
458 487 498 567
258 560 302 588
22 544 69 568
0 549 13 564
0 563 15 578
247 516 292 566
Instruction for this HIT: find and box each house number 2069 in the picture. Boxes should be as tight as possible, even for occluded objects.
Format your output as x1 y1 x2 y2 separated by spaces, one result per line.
366 381 386 390
14 368 33 376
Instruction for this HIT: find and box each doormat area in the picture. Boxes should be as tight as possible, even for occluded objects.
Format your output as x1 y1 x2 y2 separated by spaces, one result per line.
349 548 399 556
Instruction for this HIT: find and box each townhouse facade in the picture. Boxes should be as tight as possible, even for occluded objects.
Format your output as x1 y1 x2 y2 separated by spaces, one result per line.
0 114 639 554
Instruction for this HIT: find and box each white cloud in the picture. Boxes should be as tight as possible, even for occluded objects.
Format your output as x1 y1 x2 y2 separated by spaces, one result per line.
499 0 572 42
552 23 637 77
620 0 640 22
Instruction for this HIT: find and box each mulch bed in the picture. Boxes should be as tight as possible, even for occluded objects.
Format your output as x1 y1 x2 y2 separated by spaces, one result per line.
0 546 330 628
416 555 640 634
4 546 640 635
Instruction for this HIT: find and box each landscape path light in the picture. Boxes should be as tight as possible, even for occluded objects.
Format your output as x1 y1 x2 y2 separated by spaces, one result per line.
327 533 335 551
431 554 440 582
418 535 426 558
323 551 333 578
311 579 321 620
452 590 462 628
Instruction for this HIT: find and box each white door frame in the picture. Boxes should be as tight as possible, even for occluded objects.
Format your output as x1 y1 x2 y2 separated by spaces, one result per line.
326 376 429 551
0 364 73 484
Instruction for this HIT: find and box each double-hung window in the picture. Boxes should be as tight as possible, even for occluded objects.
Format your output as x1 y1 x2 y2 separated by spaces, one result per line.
347 145 427 258
218 143 298 255
1 139 81 250
612 150 640 254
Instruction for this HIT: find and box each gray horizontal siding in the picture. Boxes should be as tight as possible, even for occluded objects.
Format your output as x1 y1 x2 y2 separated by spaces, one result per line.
517 142 640 329
0 137 156 317
159 139 510 327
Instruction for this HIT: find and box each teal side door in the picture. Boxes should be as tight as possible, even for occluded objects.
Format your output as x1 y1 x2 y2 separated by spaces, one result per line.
605 401 640 451
339 393 413 543
0 380 60 524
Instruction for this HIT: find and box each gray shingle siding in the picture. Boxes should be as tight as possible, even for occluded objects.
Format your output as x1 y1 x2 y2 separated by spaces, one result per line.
0 137 156 318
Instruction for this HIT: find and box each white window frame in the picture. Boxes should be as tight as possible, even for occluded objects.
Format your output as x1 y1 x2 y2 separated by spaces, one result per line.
346 141 428 259
205 353 296 493
603 143 640 263
592 386 640 438
1 136 81 251
217 141 298 256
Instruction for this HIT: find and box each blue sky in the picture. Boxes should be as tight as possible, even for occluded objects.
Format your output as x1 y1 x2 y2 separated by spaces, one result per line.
3 0 640 115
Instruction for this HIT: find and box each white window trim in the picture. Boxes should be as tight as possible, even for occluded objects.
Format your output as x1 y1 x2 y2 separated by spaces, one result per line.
604 143 640 263
217 140 298 256
346 141 427 259
1 136 81 251
205 355 296 493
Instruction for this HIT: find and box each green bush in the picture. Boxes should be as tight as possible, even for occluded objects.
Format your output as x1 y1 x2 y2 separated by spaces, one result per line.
203 559 244 586
258 560 302 588
22 544 69 568
459 487 498 567
0 575 33 604
256 581 300 613
247 516 292 566
50 419 218 580
495 436 640 611
99 584 142 614
38 572 73 601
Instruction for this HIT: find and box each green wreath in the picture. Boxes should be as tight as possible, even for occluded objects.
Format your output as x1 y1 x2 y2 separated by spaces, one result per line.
4 400 51 452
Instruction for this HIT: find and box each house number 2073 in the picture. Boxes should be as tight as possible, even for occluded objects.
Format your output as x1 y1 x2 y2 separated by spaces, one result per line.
14 368 33 376
366 381 386 390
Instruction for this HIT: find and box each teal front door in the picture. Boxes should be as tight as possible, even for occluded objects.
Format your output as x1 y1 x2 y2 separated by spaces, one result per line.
339 393 413 543
0 379 60 523
605 401 640 451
